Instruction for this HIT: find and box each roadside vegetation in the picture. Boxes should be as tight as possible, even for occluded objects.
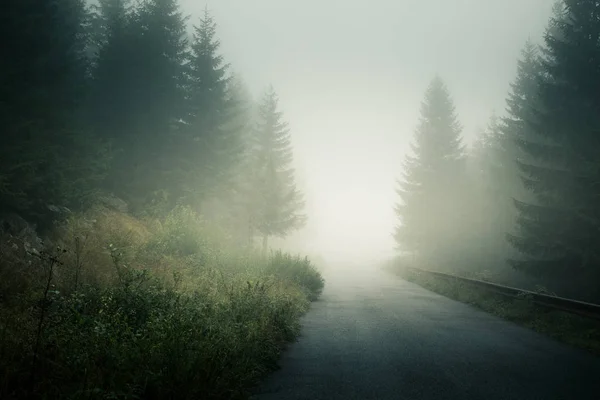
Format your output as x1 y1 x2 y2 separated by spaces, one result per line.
390 0 600 353
1 1 322 398
0 206 324 400
386 258 600 357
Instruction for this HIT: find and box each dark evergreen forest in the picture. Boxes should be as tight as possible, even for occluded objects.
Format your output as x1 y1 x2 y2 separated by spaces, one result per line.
394 1 600 303
1 1 317 399
2 0 600 398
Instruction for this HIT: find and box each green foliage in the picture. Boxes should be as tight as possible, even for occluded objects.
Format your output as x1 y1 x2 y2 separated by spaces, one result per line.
88 0 139 142
505 1 600 301
396 266 600 356
394 77 466 269
173 8 244 207
0 0 110 220
0 207 323 400
264 251 325 301
1 2 317 397
142 206 210 258
244 87 307 250
423 4 600 301
2 0 303 256
458 113 521 279
461 42 544 278
90 0 190 212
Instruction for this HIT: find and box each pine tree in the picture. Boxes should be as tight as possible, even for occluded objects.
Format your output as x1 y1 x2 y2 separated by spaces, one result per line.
134 0 188 129
470 113 507 220
92 0 188 212
208 74 258 246
460 41 545 285
225 73 256 165
476 40 543 271
501 41 543 203
394 76 465 269
174 8 243 209
507 0 600 300
89 0 138 141
464 113 519 275
249 87 306 252
0 0 108 225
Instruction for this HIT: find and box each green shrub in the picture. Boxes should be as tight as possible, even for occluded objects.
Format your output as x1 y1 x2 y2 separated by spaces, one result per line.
396 266 600 356
138 206 211 269
0 258 313 399
264 251 325 301
0 208 325 400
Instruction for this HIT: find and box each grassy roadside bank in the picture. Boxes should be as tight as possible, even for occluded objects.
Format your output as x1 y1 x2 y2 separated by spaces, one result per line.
389 264 600 356
0 206 324 400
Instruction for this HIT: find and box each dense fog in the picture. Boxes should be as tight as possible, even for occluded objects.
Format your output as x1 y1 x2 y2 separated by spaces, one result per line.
178 0 554 266
4 1 600 398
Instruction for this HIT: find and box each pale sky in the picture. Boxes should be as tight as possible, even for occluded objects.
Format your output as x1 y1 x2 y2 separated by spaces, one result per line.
180 0 554 265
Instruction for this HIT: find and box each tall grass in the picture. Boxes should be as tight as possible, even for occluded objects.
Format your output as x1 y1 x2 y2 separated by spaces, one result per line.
393 264 600 356
0 205 324 399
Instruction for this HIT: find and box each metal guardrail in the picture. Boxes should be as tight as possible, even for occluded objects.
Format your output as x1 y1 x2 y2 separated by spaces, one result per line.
406 267 600 322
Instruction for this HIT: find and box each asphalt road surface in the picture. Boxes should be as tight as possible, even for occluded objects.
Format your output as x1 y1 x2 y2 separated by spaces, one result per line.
251 266 600 400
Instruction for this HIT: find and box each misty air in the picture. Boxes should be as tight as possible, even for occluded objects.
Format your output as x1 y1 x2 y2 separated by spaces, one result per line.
2 0 600 399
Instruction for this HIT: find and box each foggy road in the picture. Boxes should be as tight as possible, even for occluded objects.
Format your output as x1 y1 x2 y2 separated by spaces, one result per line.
251 267 600 400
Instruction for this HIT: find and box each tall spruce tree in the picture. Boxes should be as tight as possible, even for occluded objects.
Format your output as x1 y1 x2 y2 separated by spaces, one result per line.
501 40 544 206
92 0 188 212
249 87 306 252
174 9 243 209
463 113 521 278
394 77 465 269
206 74 257 246
507 0 600 300
469 114 508 230
1 0 107 225
461 41 544 285
89 0 138 142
